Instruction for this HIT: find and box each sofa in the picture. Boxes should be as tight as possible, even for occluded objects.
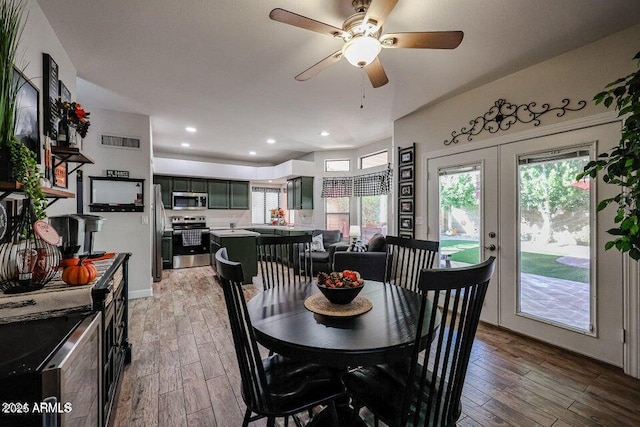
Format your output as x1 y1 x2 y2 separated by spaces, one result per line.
301 230 348 274
333 233 390 281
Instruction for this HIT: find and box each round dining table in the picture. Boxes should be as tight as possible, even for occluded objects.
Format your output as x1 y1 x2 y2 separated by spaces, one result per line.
246 280 440 368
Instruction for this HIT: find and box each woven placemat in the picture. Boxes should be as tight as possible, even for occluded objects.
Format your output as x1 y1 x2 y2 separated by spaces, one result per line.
304 293 372 317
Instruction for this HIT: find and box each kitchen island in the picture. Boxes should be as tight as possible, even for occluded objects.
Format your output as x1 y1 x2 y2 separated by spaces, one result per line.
210 229 260 284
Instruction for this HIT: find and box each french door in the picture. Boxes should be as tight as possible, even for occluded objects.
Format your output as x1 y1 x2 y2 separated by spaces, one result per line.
426 123 624 365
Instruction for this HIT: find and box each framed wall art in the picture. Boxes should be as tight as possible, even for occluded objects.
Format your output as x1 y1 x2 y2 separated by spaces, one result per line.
399 166 413 181
399 146 414 164
13 68 41 163
400 199 413 214
397 143 416 238
400 183 413 197
399 232 413 239
53 160 67 188
399 216 413 230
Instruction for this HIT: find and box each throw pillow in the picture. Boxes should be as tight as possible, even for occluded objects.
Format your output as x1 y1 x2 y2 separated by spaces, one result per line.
311 233 326 252
368 233 386 252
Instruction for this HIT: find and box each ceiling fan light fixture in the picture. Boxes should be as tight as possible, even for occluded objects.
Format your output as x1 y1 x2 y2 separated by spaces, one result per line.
342 36 381 67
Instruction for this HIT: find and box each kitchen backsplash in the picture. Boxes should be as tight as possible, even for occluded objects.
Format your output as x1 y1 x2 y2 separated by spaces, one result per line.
164 209 315 228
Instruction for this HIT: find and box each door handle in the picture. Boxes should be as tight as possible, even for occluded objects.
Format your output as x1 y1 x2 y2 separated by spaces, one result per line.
483 244 497 251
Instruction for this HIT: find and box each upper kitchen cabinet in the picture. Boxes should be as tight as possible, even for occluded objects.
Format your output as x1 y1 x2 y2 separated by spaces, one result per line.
287 176 313 210
230 181 250 209
172 177 207 193
208 180 229 209
153 175 173 207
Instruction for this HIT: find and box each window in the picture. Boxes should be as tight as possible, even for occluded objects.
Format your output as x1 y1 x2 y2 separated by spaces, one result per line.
252 187 281 224
360 150 388 169
325 159 350 172
361 195 388 243
325 197 349 239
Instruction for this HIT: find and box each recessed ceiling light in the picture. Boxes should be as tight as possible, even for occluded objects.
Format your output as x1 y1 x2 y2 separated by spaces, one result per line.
249 151 257 155
268 180 273 183
320 131 330 137
185 126 197 133
266 138 276 144
181 142 190 148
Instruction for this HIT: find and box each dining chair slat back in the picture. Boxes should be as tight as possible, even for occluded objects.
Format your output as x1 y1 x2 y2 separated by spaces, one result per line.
345 256 496 427
385 236 439 292
256 234 313 291
215 247 345 426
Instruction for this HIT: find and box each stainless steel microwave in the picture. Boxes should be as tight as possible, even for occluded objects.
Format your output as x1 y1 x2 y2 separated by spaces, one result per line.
172 192 208 210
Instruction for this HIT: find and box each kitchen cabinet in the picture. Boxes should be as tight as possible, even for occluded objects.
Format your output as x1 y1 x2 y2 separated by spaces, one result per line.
91 253 131 427
162 231 173 269
287 176 313 210
208 179 229 209
154 175 173 207
230 180 250 209
172 177 207 193
210 230 258 283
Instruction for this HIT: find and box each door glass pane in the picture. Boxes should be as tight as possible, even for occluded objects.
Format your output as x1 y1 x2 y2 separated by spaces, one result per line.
438 165 481 268
517 150 591 331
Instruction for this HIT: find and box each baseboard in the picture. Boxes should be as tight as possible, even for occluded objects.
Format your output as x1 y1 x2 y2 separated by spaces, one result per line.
129 288 153 300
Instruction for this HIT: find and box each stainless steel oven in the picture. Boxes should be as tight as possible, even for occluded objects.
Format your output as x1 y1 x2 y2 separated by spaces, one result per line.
172 192 208 210
0 312 102 427
171 216 211 268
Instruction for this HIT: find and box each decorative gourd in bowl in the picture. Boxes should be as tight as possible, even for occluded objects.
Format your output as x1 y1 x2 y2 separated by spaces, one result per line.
316 270 364 305
62 258 98 286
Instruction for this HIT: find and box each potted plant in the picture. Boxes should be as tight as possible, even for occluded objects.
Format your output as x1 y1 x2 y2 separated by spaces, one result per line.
0 0 46 219
578 50 640 259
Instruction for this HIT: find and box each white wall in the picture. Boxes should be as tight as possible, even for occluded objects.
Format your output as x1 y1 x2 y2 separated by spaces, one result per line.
80 108 153 299
17 0 77 217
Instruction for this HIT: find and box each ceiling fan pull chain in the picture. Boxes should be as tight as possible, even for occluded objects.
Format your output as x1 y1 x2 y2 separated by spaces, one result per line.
360 68 366 109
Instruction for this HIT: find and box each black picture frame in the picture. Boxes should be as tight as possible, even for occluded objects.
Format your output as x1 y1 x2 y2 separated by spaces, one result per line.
59 80 71 103
13 68 40 163
400 183 413 197
400 166 413 181
399 232 413 239
399 147 414 164
399 216 413 230
400 199 414 214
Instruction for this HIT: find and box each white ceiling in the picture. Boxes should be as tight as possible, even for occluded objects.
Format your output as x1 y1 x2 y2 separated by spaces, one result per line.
37 0 640 165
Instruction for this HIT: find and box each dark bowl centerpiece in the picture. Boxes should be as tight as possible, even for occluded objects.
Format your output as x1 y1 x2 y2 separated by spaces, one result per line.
316 270 365 305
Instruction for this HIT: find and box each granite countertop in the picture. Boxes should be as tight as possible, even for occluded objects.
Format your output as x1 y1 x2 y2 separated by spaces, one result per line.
249 224 316 231
210 229 260 237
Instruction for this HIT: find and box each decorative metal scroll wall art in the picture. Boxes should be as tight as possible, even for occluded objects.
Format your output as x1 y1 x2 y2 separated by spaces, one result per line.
444 98 587 146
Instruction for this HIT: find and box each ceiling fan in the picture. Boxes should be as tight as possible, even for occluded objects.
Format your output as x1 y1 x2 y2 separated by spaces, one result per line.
270 0 464 88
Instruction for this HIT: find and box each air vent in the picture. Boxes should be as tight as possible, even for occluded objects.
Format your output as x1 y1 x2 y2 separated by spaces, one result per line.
101 134 140 150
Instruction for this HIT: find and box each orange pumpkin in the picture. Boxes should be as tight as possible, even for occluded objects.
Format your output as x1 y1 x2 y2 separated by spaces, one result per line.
62 258 97 286
60 257 80 268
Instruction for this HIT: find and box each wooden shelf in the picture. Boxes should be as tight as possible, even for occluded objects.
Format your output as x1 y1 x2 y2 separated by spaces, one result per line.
0 181 75 204
51 146 94 164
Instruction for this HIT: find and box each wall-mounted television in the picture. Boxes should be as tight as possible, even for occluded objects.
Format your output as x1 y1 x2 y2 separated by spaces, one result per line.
89 177 145 212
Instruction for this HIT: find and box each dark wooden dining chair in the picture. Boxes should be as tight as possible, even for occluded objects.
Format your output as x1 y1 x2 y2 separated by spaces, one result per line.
385 236 440 292
256 234 313 291
345 256 496 427
215 248 345 427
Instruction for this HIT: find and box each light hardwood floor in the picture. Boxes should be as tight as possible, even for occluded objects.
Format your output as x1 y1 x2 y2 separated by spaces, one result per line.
112 267 640 427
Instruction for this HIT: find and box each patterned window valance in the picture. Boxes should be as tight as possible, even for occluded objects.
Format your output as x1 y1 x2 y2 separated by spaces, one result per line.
252 187 281 193
321 177 353 198
353 169 393 197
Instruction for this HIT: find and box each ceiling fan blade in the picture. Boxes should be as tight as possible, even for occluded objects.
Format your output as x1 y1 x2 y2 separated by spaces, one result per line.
270 8 346 38
295 51 343 82
364 57 389 88
363 0 399 29
380 31 464 49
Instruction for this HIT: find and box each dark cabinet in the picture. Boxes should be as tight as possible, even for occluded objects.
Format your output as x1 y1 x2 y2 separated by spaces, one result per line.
91 253 131 427
230 181 250 209
153 175 173 207
172 177 207 193
208 180 229 209
162 231 172 269
287 176 313 210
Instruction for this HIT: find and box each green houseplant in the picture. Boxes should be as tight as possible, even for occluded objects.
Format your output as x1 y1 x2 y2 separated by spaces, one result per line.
578 50 640 260
1 0 46 219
